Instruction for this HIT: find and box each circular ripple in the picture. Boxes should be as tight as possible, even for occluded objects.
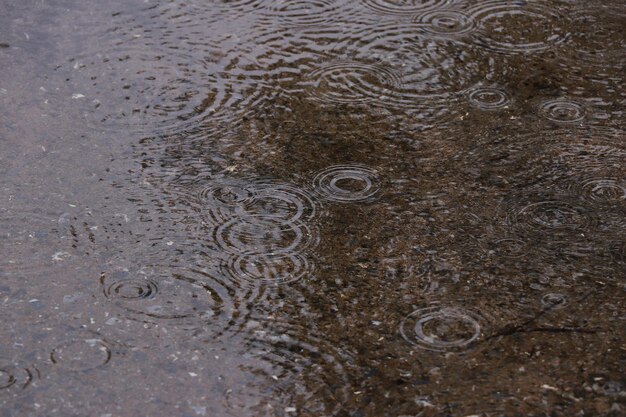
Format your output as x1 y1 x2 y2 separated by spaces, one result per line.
573 178 626 203
50 339 111 371
240 183 318 224
362 0 453 15
312 165 380 203
305 61 402 105
400 305 483 352
507 200 594 235
104 278 157 300
490 238 527 259
101 266 232 324
541 293 567 310
214 217 317 256
227 252 313 286
345 23 497 100
265 0 342 26
540 99 587 124
467 86 511 110
469 1 570 54
415 10 478 37
0 362 39 393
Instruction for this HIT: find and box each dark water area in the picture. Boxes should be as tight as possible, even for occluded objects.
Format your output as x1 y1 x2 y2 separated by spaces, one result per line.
0 1 624 416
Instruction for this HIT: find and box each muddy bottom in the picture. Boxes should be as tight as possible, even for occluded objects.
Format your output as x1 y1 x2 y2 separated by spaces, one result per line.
0 1 624 416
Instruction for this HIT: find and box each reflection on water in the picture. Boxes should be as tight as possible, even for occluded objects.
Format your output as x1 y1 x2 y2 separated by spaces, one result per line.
0 0 625 415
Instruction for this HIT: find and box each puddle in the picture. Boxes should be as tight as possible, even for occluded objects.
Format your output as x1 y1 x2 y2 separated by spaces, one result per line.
0 0 624 416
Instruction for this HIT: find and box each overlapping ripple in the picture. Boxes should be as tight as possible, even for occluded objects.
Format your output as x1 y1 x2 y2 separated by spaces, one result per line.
225 252 313 286
214 217 317 256
100 265 235 326
305 61 402 105
188 177 320 288
195 179 318 227
65 46 208 135
229 321 351 416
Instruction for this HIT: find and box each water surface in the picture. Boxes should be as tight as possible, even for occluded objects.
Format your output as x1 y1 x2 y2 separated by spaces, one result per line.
0 1 624 416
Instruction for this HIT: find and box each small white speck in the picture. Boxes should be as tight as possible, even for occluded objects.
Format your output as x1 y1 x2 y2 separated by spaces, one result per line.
52 251 70 261
72 93 85 99
285 407 296 413
191 406 206 416
189 372 198 377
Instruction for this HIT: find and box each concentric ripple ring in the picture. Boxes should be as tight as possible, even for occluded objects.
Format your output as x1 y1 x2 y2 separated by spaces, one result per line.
400 305 483 352
467 86 511 110
415 10 478 37
540 99 587 123
312 165 381 203
512 201 592 232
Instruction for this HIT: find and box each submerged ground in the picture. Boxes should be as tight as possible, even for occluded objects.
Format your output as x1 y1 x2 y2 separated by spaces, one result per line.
0 1 624 416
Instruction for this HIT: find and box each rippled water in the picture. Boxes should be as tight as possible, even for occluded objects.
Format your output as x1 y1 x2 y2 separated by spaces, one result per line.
1 0 624 416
